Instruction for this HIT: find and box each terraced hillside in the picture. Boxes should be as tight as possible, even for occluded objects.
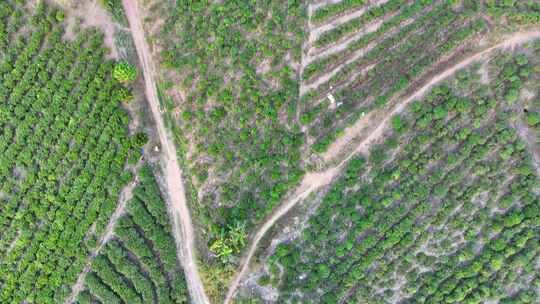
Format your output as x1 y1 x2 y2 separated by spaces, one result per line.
75 166 189 304
303 1 494 154
240 45 540 303
0 1 139 303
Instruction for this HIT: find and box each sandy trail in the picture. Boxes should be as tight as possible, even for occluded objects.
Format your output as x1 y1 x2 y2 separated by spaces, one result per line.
65 176 138 304
224 30 540 304
122 1 210 304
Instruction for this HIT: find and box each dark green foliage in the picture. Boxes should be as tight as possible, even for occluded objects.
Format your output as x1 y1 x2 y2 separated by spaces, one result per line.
150 0 307 262
0 2 135 303
99 0 128 25
115 86 134 103
262 52 540 303
80 166 189 304
525 111 540 127
113 61 137 83
132 132 149 147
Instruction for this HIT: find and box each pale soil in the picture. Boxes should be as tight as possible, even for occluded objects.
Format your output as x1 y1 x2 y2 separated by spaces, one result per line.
121 1 210 304
3 229 21 258
62 0 125 58
478 59 491 84
224 30 540 304
65 175 139 304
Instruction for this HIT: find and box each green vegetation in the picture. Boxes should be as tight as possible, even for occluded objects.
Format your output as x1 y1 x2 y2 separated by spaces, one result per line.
303 1 488 154
526 111 540 127
486 1 540 23
147 0 306 263
253 50 540 303
0 1 138 303
77 166 189 304
312 0 365 24
113 61 138 83
99 0 128 25
315 0 405 48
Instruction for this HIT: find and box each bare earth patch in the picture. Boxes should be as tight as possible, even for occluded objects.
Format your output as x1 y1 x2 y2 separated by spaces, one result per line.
62 0 123 58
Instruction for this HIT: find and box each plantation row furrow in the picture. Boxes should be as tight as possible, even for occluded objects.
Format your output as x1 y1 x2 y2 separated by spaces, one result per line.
300 2 452 118
411 220 539 303
78 166 189 304
350 167 530 303
314 0 411 48
349 168 527 303
334 62 530 302
308 1 400 61
303 0 441 83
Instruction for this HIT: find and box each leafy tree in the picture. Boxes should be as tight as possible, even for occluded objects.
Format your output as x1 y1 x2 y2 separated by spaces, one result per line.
525 111 540 126
132 132 149 147
113 62 137 83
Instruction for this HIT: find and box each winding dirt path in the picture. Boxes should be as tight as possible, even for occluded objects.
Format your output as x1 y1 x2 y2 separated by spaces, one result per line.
224 30 540 304
122 1 210 303
65 176 139 304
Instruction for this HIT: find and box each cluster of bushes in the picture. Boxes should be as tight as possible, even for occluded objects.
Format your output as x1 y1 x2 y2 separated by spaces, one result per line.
311 0 366 24
79 166 189 304
0 2 141 302
303 0 436 82
486 0 540 24
257 52 540 303
149 0 308 263
315 0 407 48
99 0 128 25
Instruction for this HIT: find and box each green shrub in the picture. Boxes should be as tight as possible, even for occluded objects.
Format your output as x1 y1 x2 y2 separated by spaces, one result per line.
113 62 137 83
526 111 540 126
132 132 149 147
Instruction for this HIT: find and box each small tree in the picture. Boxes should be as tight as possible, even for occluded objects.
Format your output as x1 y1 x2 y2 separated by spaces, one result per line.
115 87 134 103
132 132 149 147
391 115 405 133
526 111 540 127
113 62 137 83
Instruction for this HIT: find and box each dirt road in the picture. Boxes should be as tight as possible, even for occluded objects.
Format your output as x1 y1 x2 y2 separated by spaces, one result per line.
121 1 210 303
224 30 540 304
